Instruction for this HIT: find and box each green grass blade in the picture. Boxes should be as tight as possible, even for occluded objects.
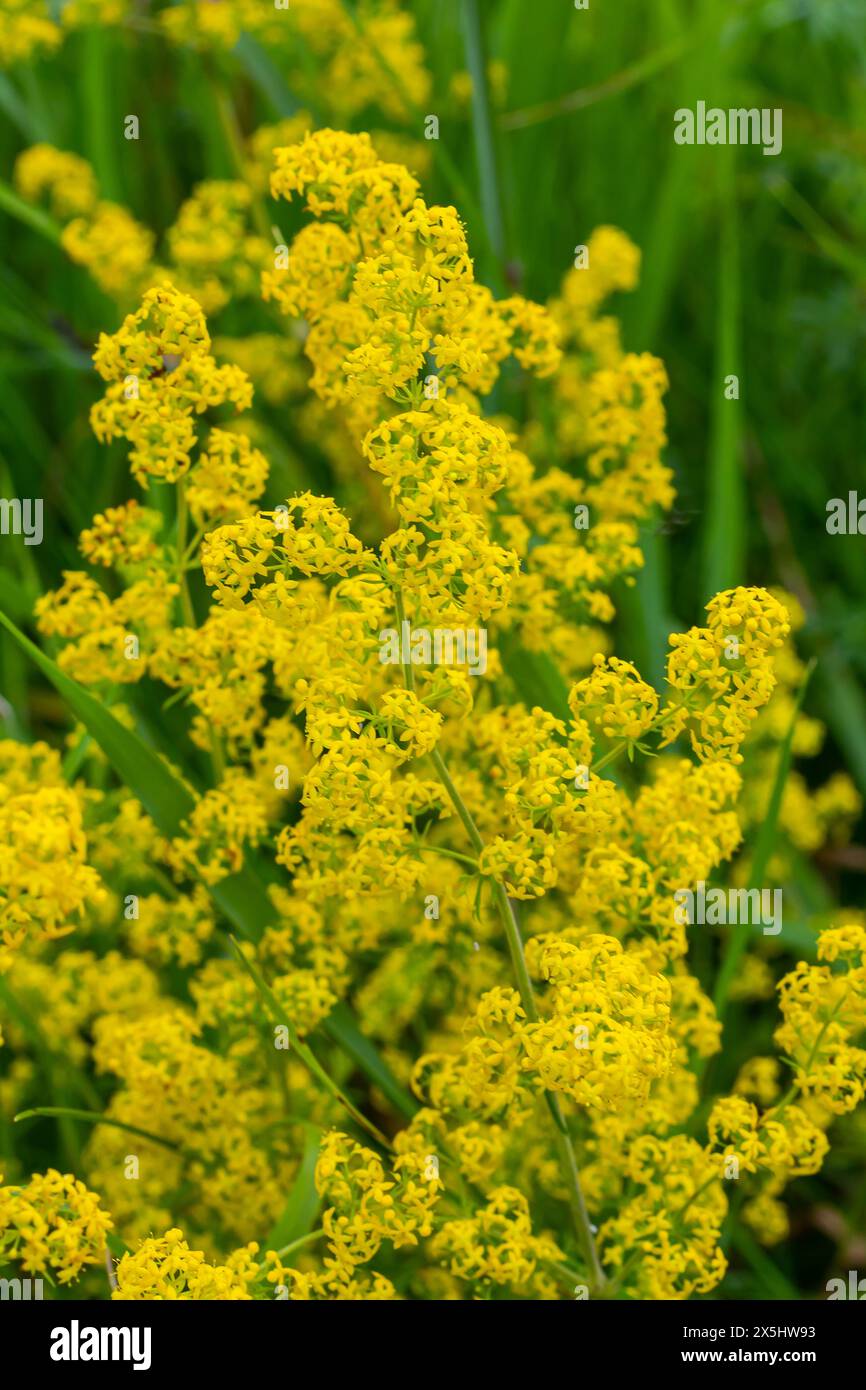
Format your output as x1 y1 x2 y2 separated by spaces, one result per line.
265 1131 321 1248
14 1106 182 1154
0 607 196 832
0 180 62 245
714 658 817 1016
81 27 123 202
322 1002 418 1121
702 142 744 597
461 0 506 279
230 937 391 1148
498 632 571 723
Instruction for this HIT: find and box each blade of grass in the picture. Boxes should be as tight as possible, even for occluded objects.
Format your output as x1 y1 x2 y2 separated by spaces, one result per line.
236 35 303 118
815 647 866 800
265 1131 321 1248
714 658 817 1017
500 0 766 131
322 1002 418 1121
728 1223 799 1300
0 979 100 1165
230 936 391 1149
767 175 866 287
703 140 745 597
81 27 123 202
0 606 273 940
0 608 195 833
0 180 62 246
461 0 506 281
498 631 571 723
501 35 689 131
0 74 42 140
14 1107 182 1155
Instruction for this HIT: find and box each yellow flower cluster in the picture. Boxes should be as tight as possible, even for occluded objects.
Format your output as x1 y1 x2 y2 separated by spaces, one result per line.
0 776 104 970
776 925 866 1114
112 1229 256 1300
91 285 252 485
314 1130 439 1265
0 0 60 67
4 110 863 1310
432 1186 561 1294
0 1171 112 1283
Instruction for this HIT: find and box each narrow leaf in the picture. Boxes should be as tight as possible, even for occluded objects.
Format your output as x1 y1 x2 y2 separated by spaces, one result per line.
266 1132 321 1249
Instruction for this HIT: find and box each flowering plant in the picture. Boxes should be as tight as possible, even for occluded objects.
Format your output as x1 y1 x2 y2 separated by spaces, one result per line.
1 1 863 1306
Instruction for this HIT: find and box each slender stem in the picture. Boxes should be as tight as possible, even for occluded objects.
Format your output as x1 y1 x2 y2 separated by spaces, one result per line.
175 479 195 628
174 484 225 786
394 588 416 693
230 936 392 1151
14 1106 182 1154
768 994 845 1122
412 839 479 871
430 746 484 855
392 591 606 1291
494 884 606 1291
713 660 815 1016
589 680 711 776
491 882 537 1019
0 179 62 245
267 1227 325 1265
590 740 627 775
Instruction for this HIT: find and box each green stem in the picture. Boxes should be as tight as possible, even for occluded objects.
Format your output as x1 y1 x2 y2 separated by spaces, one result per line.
412 839 480 871
430 746 484 854
590 740 627 775
713 659 816 1017
266 1227 325 1265
230 937 392 1151
175 479 196 628
769 994 846 1122
0 179 63 245
393 593 605 1291
15 1106 182 1154
493 884 606 1291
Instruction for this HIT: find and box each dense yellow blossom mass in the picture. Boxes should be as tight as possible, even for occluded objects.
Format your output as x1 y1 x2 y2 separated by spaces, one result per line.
1 23 863 1303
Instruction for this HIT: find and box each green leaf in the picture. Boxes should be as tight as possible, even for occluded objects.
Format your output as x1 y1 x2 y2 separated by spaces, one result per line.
728 1224 799 1301
0 608 195 833
266 1132 321 1249
499 632 571 723
703 141 744 598
14 1106 182 1154
230 937 391 1148
0 178 62 246
236 35 302 117
323 1003 418 1121
461 0 507 284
